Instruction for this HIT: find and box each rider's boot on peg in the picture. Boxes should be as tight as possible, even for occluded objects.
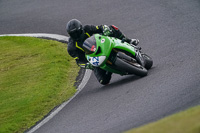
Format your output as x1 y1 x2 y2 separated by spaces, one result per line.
122 37 141 50
130 39 139 46
130 39 141 50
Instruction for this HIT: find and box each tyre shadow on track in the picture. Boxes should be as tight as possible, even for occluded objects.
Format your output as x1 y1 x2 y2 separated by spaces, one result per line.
79 67 155 97
79 75 140 96
100 75 141 90
101 66 156 90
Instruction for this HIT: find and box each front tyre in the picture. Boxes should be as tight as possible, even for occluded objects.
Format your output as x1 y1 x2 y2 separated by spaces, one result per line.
93 68 112 85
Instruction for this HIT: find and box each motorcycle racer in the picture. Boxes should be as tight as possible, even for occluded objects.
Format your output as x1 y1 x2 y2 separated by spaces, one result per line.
66 19 139 85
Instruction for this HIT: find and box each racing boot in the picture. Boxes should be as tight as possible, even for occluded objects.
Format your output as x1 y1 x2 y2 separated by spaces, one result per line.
122 38 141 50
130 39 139 46
130 39 141 51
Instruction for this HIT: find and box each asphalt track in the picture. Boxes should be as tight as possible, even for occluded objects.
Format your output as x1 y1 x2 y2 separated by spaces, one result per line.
1 0 200 133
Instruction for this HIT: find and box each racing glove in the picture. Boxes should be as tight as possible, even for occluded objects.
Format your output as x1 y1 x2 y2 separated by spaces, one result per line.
85 63 94 70
102 25 113 36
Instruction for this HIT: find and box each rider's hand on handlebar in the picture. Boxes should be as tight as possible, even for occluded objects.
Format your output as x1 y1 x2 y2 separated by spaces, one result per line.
103 25 112 36
85 63 94 70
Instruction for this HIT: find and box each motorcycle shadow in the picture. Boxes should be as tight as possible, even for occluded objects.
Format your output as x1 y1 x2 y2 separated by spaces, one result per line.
100 75 141 90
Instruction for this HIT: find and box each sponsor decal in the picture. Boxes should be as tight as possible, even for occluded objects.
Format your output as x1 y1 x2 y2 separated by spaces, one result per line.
91 57 99 66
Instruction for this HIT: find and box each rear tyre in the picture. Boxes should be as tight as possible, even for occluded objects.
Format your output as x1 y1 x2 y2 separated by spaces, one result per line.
142 53 153 70
114 56 148 77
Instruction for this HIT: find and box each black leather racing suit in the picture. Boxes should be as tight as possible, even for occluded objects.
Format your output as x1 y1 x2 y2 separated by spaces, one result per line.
67 25 131 85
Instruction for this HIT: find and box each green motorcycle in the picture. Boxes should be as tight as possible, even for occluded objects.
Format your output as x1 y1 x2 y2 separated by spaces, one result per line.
83 34 153 76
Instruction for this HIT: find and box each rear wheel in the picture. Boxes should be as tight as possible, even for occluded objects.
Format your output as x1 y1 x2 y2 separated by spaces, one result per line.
142 53 153 70
114 52 148 77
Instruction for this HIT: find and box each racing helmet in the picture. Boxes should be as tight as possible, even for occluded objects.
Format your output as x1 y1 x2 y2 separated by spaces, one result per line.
66 19 83 40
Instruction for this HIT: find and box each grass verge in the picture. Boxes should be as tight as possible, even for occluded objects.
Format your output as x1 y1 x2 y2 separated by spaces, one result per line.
0 36 79 133
126 105 200 133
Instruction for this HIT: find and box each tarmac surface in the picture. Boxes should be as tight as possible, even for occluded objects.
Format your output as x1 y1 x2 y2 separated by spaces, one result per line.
1 0 200 133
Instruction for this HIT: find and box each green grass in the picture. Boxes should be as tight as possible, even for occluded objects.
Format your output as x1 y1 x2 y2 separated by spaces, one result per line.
126 105 200 133
0 36 79 133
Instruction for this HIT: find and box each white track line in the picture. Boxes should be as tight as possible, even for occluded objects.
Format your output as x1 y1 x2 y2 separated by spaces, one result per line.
28 69 92 133
0 33 92 133
0 33 69 42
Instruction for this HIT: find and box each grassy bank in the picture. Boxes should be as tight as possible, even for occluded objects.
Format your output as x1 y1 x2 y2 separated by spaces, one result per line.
126 105 200 133
0 36 79 133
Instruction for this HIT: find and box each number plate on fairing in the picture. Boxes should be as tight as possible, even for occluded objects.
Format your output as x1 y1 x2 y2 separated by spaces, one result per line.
87 56 106 66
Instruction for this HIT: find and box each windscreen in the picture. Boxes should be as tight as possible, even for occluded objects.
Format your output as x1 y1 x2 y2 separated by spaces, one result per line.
83 35 97 54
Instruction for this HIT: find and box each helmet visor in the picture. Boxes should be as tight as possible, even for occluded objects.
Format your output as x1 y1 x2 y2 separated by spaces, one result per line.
68 28 82 40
